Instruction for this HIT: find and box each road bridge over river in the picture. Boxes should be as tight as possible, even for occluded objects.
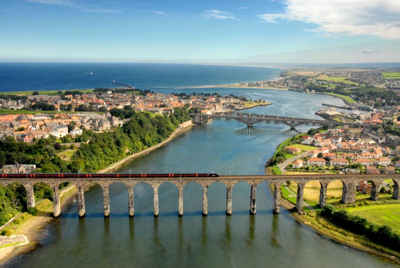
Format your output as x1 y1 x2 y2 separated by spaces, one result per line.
1 173 399 218
193 112 339 130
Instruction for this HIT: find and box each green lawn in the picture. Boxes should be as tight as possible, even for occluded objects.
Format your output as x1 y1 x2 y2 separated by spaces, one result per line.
290 144 316 151
57 149 77 161
346 204 400 234
327 93 356 104
383 72 400 80
317 74 358 85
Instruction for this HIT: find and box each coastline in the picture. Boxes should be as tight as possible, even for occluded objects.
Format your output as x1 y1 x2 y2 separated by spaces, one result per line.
187 84 288 90
0 120 193 265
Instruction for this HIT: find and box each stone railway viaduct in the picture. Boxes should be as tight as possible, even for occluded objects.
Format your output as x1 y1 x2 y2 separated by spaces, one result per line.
1 174 399 218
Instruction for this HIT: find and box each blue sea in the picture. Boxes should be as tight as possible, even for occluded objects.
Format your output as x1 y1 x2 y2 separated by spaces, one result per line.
0 63 280 91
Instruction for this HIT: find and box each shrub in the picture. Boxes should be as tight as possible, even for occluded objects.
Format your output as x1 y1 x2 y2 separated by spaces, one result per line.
27 207 38 216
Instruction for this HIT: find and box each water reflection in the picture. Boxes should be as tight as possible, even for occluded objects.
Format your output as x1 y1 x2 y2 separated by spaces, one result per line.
225 217 232 246
271 215 281 248
201 217 207 246
103 217 110 236
129 217 134 239
247 215 255 247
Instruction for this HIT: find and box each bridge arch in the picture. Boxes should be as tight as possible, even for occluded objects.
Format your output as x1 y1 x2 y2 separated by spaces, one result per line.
207 181 228 214
134 182 155 216
302 179 322 207
326 179 344 204
158 182 179 215
358 179 384 201
183 181 202 214
3 182 28 211
107 181 131 215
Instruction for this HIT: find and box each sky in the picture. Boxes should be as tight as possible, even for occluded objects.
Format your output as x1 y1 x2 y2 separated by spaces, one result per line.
1 0 400 65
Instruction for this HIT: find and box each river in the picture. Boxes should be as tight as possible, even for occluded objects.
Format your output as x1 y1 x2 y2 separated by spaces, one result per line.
5 88 396 268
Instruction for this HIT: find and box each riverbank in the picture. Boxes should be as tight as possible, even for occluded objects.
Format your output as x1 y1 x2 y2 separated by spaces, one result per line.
234 101 271 111
275 196 400 265
98 120 193 173
0 120 193 265
265 122 400 263
0 185 77 265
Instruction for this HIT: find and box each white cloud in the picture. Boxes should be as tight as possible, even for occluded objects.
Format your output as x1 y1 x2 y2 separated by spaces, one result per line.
26 0 121 13
152 10 166 16
204 9 238 20
258 0 400 39
258 13 287 23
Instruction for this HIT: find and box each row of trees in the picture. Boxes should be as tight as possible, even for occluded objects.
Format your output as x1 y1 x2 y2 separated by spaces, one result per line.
70 108 190 172
320 206 400 252
0 108 191 225
307 83 400 108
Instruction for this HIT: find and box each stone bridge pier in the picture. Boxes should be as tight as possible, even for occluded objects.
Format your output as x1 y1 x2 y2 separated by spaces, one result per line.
78 184 86 217
341 181 356 204
272 183 281 214
249 183 257 215
23 183 35 209
52 183 62 218
393 179 400 200
201 183 209 216
319 182 329 208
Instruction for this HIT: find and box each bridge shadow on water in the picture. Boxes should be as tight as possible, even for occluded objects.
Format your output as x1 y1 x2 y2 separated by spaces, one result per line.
235 125 283 136
57 210 285 253
60 209 273 218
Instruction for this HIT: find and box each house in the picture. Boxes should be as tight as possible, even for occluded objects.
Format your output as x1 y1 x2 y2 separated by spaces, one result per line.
377 157 391 167
1 164 36 174
69 128 83 137
292 159 304 168
366 166 380 175
307 158 326 167
355 158 374 167
49 126 69 138
285 146 301 154
322 152 336 160
330 158 349 167
384 166 395 174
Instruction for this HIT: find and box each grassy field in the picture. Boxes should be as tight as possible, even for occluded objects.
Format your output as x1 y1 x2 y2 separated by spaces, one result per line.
327 92 356 104
346 204 400 235
57 149 77 161
289 144 316 152
383 72 400 80
288 180 343 203
317 74 358 86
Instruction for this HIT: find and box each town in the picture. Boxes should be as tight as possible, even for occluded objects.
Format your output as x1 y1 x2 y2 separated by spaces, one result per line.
0 88 269 145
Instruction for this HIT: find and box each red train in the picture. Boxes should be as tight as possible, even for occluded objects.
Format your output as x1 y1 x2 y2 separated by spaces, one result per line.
0 173 219 178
